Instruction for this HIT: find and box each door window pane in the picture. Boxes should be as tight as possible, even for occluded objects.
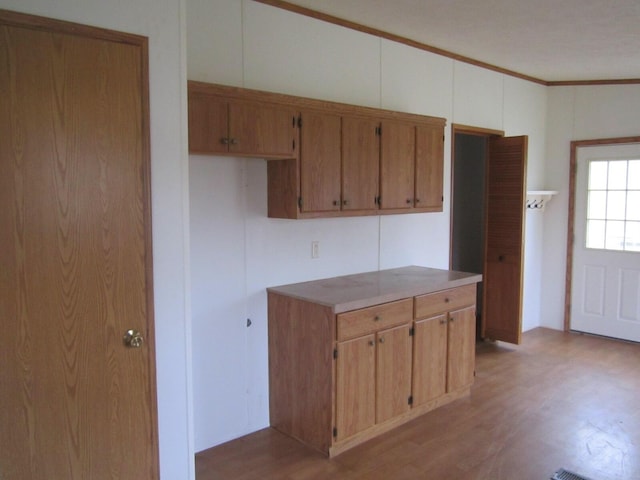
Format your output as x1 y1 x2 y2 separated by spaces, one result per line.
608 161 628 190
605 220 625 250
626 221 640 252
586 158 640 252
628 160 640 189
588 191 607 219
589 161 608 190
627 191 640 221
586 220 606 249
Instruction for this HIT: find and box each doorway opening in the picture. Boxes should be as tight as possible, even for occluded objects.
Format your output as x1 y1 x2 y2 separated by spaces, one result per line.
451 132 487 339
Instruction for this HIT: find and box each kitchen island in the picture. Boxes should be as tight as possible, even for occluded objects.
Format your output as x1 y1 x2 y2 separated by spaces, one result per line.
267 266 482 456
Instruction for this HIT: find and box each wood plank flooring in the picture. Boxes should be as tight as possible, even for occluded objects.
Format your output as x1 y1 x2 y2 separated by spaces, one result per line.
196 328 640 480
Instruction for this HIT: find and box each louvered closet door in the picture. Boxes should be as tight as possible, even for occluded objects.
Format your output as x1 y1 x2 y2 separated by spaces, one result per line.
482 136 528 344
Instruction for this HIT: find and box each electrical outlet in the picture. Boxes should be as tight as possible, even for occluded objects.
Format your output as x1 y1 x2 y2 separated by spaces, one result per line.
311 241 320 259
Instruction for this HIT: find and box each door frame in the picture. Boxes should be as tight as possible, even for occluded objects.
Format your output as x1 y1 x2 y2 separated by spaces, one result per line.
564 136 640 331
449 124 504 269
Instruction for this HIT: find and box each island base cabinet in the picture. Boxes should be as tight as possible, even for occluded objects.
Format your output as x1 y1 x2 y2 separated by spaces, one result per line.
267 268 480 457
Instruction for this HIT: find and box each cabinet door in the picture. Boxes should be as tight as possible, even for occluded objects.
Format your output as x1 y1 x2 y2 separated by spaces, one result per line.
415 124 444 211
412 315 447 406
380 121 415 210
335 335 376 441
376 325 412 423
342 116 379 211
228 101 297 157
299 111 342 212
447 306 476 392
188 93 229 154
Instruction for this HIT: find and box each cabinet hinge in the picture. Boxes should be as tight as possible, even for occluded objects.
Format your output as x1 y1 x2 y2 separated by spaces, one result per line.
333 427 338 437
409 327 414 337
297 116 302 128
298 197 303 209
408 395 413 406
333 348 338 359
376 125 382 136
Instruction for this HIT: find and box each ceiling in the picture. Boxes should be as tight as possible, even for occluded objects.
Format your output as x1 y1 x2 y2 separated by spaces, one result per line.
280 0 640 83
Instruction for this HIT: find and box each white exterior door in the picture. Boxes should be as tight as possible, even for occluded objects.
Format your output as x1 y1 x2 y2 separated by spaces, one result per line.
571 143 640 342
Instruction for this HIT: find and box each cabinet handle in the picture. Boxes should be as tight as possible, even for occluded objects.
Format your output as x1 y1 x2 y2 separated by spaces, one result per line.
415 198 420 203
440 318 447 324
379 337 385 344
374 315 381 322
230 138 238 145
444 297 450 303
342 200 350 206
369 340 374 346
333 200 340 206
406 198 412 204
220 137 230 145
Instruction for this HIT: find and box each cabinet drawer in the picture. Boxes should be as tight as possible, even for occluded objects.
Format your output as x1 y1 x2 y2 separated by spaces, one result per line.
337 298 412 341
414 284 476 319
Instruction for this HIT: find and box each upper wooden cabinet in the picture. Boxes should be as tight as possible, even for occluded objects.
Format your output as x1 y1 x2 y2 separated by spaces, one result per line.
189 88 297 158
415 124 445 211
341 116 380 212
299 111 342 213
380 120 416 211
187 81 446 219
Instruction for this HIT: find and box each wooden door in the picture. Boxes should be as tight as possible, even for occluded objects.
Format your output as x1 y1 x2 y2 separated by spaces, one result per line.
0 12 158 479
299 111 342 212
342 116 379 211
412 315 447 406
335 335 375 441
228 101 296 157
380 121 415 210
415 124 444 211
446 307 476 391
375 324 412 423
482 136 528 344
188 93 229 154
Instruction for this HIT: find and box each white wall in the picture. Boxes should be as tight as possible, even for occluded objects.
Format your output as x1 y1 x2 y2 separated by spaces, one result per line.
542 84 640 330
187 0 549 451
0 0 194 478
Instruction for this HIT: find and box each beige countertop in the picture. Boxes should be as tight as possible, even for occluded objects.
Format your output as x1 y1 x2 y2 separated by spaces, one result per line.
267 265 482 313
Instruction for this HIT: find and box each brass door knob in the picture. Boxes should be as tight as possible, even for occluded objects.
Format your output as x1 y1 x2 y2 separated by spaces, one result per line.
123 329 144 348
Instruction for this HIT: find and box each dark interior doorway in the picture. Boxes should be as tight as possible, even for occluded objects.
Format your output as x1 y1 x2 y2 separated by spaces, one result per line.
451 133 487 339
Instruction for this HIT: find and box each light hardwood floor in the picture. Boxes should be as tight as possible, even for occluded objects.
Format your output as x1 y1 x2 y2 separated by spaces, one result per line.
196 328 640 480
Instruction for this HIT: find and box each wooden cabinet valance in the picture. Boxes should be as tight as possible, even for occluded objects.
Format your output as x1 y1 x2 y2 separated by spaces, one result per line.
188 81 446 219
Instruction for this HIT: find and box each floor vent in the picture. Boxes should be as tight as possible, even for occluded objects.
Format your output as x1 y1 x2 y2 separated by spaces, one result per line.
551 468 593 480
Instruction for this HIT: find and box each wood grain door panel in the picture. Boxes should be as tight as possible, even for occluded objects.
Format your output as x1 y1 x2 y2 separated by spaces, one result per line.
380 121 415 210
482 135 527 345
335 335 375 441
188 94 229 154
412 315 447 406
299 111 341 212
229 101 296 157
376 324 412 423
0 14 158 479
415 124 444 210
447 307 476 391
342 116 379 211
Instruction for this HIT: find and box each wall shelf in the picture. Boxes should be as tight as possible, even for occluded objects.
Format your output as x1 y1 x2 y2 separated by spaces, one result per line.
526 190 558 211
